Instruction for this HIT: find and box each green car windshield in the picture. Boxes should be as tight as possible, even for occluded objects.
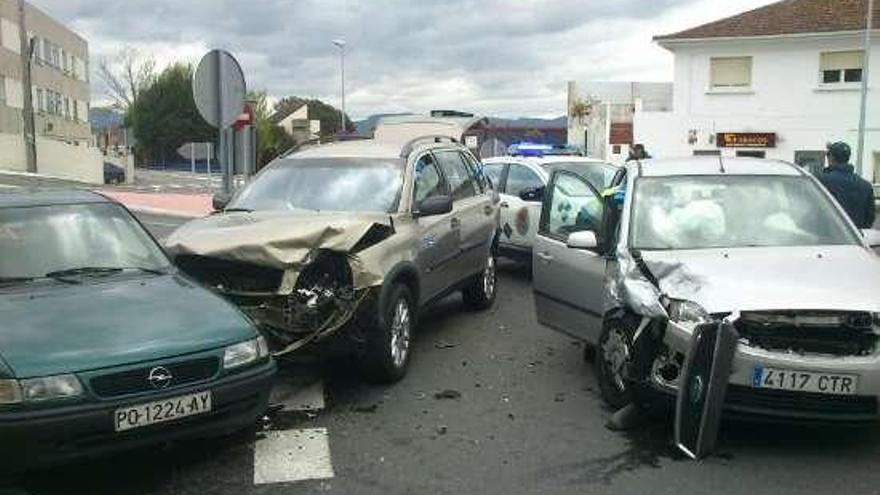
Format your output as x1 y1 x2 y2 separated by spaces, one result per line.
0 202 171 280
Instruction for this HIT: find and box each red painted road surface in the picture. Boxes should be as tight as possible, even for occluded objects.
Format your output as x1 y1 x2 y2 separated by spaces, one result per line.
100 190 212 218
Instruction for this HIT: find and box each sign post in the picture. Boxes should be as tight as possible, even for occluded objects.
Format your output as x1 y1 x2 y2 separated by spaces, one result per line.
193 49 246 195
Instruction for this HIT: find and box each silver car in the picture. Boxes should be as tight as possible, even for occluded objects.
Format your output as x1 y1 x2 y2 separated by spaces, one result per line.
532 157 880 421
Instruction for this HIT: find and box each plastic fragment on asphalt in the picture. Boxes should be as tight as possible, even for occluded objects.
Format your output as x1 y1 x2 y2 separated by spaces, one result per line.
352 403 378 413
433 389 462 400
253 428 334 484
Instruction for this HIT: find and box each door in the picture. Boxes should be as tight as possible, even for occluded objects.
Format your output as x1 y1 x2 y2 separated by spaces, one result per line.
532 170 607 344
499 163 544 251
434 149 493 281
411 152 459 303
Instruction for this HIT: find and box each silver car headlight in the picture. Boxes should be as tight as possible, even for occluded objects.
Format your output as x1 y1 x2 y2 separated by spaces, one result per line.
0 379 22 404
20 374 83 402
666 299 710 325
223 336 269 370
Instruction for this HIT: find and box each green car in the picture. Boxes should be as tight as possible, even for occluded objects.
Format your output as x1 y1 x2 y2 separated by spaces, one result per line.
0 190 275 472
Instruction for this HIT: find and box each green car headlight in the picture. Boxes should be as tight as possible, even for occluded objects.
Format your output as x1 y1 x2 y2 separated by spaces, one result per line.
223 336 269 370
0 379 22 404
20 374 83 402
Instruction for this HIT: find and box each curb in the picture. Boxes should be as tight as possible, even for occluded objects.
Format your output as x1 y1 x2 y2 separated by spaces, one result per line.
124 204 206 219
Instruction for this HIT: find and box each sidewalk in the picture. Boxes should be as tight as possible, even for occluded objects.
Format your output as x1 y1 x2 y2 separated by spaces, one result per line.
99 190 213 218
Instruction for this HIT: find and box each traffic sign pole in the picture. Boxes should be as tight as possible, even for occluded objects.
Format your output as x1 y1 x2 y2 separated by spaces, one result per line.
193 49 246 195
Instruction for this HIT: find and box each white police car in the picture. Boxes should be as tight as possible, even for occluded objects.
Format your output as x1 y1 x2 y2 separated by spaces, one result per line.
482 144 617 258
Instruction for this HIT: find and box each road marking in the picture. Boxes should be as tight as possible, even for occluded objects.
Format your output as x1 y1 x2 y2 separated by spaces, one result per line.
271 380 325 412
253 428 335 484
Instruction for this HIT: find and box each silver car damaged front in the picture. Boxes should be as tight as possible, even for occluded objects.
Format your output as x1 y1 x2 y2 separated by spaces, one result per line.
608 165 880 421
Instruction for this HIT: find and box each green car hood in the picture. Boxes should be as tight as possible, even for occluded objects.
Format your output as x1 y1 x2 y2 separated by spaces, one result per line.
0 274 256 378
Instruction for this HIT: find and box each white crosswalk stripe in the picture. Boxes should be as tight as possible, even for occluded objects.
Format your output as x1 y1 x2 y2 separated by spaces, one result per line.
253 428 335 484
255 379 335 485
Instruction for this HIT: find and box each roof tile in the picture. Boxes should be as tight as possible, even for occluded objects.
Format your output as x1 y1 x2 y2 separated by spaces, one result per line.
656 0 878 41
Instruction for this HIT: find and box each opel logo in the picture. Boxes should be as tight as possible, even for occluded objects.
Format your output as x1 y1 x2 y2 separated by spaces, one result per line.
148 366 173 389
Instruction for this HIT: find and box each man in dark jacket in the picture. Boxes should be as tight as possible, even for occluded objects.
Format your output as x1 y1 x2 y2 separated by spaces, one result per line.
819 142 875 229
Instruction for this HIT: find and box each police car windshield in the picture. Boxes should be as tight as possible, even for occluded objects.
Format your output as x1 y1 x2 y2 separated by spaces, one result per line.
230 158 404 213
630 175 860 250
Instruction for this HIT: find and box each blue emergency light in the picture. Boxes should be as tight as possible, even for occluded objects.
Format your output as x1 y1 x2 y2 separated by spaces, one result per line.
508 143 554 157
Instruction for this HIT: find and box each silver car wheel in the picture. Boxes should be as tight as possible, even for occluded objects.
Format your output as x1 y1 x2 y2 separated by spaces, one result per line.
601 328 630 392
482 255 496 299
389 298 411 368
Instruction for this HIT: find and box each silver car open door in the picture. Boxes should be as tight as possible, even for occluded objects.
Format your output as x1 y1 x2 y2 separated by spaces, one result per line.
532 169 607 344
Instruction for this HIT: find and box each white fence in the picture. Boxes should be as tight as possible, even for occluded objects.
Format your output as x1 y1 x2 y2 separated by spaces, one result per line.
0 133 104 184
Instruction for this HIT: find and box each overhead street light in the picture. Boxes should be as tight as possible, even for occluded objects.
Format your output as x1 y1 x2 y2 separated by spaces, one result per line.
332 39 347 134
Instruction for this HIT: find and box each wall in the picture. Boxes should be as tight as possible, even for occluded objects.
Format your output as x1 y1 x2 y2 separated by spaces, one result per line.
0 133 103 183
636 33 880 180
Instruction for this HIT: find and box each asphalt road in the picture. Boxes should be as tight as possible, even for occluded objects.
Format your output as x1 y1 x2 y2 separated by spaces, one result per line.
6 213 880 495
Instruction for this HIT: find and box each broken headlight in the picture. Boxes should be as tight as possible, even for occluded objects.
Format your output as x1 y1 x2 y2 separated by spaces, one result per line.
666 299 710 325
223 336 270 370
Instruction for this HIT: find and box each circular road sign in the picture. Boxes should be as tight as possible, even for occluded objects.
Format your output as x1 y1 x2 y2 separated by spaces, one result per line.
193 49 246 128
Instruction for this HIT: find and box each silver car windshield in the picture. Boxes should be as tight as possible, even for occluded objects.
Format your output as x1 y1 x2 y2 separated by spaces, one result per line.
630 175 860 250
0 203 170 279
231 158 404 213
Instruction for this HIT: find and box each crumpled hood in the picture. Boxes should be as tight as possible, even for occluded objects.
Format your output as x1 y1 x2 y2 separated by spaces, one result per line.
166 210 390 270
0 275 255 378
166 210 396 291
641 245 880 314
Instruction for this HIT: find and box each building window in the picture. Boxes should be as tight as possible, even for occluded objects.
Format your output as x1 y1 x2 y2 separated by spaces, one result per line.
736 150 766 158
693 149 721 156
820 50 863 84
35 88 43 112
73 99 78 121
64 97 70 118
612 145 621 154
0 76 5 104
710 56 752 88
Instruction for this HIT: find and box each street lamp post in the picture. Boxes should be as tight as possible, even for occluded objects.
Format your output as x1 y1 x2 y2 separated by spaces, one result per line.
857 0 874 177
332 39 346 134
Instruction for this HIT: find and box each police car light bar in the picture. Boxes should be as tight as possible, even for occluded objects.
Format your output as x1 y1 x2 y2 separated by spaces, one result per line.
508 143 554 156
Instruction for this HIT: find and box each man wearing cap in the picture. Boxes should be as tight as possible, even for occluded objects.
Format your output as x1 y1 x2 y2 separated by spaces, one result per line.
820 142 875 229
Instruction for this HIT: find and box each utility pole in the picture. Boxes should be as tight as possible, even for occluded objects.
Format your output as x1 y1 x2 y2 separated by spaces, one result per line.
332 39 346 134
857 0 874 177
17 0 37 173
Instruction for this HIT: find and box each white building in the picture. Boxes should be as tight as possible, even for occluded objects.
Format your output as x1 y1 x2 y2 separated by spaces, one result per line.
567 81 672 164
276 103 321 144
635 0 880 181
0 1 102 183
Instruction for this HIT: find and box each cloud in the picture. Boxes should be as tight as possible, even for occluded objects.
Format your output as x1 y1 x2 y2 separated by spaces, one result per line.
31 0 776 119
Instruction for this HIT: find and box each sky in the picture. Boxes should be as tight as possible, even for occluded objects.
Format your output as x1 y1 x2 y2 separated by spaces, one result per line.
31 0 777 120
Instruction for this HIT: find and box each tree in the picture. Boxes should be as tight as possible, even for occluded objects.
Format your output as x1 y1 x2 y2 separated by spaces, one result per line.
129 63 214 164
248 91 294 167
97 46 156 115
273 96 354 137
